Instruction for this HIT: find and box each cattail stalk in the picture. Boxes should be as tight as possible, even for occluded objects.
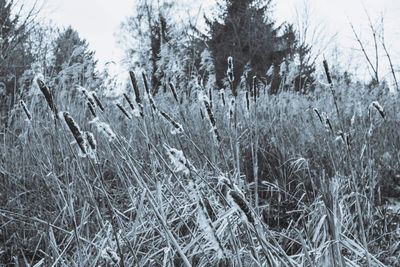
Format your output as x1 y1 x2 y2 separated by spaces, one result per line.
323 60 343 132
251 76 259 212
227 57 240 184
324 60 371 266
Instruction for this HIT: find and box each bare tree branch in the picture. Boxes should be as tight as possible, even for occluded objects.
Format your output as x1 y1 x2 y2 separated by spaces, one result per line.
379 16 399 91
349 22 379 83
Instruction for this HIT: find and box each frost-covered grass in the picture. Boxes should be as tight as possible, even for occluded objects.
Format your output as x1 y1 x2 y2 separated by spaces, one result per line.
0 73 399 266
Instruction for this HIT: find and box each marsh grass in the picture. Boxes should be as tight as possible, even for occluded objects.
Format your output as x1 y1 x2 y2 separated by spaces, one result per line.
0 62 399 266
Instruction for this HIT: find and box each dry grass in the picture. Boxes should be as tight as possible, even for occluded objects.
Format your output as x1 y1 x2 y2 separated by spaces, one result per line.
0 69 399 266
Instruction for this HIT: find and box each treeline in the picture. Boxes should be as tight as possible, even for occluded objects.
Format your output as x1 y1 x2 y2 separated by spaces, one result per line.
0 0 355 124
0 0 99 126
121 0 315 97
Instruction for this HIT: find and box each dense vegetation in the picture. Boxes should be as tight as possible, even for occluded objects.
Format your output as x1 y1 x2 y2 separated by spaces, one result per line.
0 0 399 266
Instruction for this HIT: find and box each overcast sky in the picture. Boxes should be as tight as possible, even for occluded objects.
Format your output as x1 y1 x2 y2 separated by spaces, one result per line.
35 0 400 82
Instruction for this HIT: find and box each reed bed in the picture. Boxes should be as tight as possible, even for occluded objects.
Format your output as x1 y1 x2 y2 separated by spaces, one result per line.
0 64 399 266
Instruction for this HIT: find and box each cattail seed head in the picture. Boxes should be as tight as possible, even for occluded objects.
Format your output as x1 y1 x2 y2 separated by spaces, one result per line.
227 56 237 96
91 91 105 112
370 101 385 119
142 72 150 95
164 145 192 175
20 100 32 121
245 91 250 112
168 82 179 103
252 76 257 102
201 92 221 144
227 56 234 83
85 131 96 150
159 110 184 134
36 78 57 115
63 112 87 155
87 102 97 117
323 60 333 85
208 87 213 110
129 71 144 117
228 98 235 128
78 86 96 108
90 118 116 142
199 108 204 120
116 103 131 120
84 131 97 160
123 93 135 111
322 112 334 133
313 108 323 123
229 190 254 224
220 89 226 106
123 93 142 117
129 71 142 105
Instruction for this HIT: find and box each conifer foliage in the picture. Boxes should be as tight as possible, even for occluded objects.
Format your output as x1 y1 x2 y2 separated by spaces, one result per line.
205 0 314 92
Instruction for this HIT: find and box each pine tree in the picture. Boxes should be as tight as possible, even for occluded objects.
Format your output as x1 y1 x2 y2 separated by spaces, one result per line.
0 0 35 128
205 0 314 93
52 27 99 89
0 0 34 95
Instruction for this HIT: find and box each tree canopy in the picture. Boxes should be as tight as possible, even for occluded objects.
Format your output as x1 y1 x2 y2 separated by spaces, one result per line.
0 0 35 95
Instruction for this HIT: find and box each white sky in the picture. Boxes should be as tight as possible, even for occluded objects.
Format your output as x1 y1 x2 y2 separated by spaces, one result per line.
35 0 400 81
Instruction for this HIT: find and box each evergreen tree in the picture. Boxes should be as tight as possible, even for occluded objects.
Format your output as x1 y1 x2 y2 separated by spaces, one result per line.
0 0 36 128
205 0 314 93
52 27 99 89
0 0 34 95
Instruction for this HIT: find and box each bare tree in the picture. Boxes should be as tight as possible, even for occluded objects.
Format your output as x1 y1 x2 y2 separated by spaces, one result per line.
119 0 173 95
293 0 336 67
378 16 398 91
350 10 398 91
350 22 379 84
